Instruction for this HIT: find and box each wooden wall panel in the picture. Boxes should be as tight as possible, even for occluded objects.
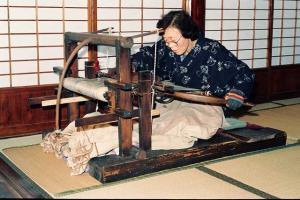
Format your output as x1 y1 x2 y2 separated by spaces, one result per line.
0 85 89 138
251 69 269 103
252 64 300 103
270 65 300 100
0 85 59 138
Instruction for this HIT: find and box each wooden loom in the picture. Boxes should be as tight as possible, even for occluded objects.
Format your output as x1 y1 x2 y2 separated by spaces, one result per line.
30 31 287 183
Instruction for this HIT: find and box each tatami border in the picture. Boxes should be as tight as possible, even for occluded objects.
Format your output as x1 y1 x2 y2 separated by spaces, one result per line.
195 142 300 199
197 166 279 199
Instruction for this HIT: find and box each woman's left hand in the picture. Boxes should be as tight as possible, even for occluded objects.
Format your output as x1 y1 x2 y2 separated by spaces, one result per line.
225 90 245 110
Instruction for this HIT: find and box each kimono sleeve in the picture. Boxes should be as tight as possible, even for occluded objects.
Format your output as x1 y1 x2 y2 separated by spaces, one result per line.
204 40 255 99
131 45 155 72
131 40 168 76
229 59 255 99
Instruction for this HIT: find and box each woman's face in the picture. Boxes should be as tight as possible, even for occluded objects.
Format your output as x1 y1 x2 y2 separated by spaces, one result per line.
163 27 190 55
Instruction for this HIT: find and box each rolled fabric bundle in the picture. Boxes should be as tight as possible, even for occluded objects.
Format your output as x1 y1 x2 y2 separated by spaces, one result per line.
63 77 109 102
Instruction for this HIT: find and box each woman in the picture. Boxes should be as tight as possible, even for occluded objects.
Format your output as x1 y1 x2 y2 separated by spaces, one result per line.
41 10 255 175
130 9 255 146
132 10 255 111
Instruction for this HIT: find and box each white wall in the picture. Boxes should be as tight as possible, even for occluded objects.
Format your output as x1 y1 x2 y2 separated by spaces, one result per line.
205 0 300 69
1 0 299 88
0 0 184 87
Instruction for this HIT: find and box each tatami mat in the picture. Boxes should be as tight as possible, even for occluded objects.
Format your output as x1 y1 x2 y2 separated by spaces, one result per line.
272 97 300 106
62 168 261 199
2 139 298 199
2 145 100 198
247 102 282 112
0 134 42 151
2 143 262 199
204 144 300 199
248 97 300 112
239 104 300 143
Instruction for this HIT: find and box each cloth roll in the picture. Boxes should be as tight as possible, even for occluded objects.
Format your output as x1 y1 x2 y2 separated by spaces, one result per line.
63 77 109 102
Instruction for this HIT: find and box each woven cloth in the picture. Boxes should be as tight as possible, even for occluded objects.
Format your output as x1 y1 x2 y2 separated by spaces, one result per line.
63 77 109 102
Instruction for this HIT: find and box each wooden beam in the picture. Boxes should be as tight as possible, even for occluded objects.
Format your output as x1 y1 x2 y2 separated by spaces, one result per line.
42 96 91 107
64 32 134 48
29 95 57 106
75 109 160 127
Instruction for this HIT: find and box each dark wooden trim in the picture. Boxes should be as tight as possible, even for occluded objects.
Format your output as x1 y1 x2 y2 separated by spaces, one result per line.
191 0 206 36
266 0 274 99
253 64 300 103
88 0 98 62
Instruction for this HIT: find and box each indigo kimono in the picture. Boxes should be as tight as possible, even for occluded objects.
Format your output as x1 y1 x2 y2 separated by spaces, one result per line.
131 34 255 99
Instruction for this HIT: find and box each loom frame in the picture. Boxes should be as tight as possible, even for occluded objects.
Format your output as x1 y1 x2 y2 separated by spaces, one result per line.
30 31 287 184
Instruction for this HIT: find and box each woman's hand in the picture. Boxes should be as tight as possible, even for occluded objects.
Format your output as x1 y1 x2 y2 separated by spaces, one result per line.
225 89 245 110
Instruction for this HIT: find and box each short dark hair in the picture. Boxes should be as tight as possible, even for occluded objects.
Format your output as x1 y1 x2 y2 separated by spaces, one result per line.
156 10 201 40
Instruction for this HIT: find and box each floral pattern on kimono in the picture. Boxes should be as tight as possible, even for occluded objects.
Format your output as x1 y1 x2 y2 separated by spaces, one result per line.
131 34 255 100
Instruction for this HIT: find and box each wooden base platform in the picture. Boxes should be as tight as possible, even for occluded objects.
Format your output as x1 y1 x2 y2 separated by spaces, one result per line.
88 126 287 183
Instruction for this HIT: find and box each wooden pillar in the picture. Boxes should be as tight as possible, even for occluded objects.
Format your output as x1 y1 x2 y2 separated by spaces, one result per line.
138 71 152 151
191 0 206 37
266 0 274 100
116 41 133 157
86 0 99 114
84 61 97 114
88 0 98 63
